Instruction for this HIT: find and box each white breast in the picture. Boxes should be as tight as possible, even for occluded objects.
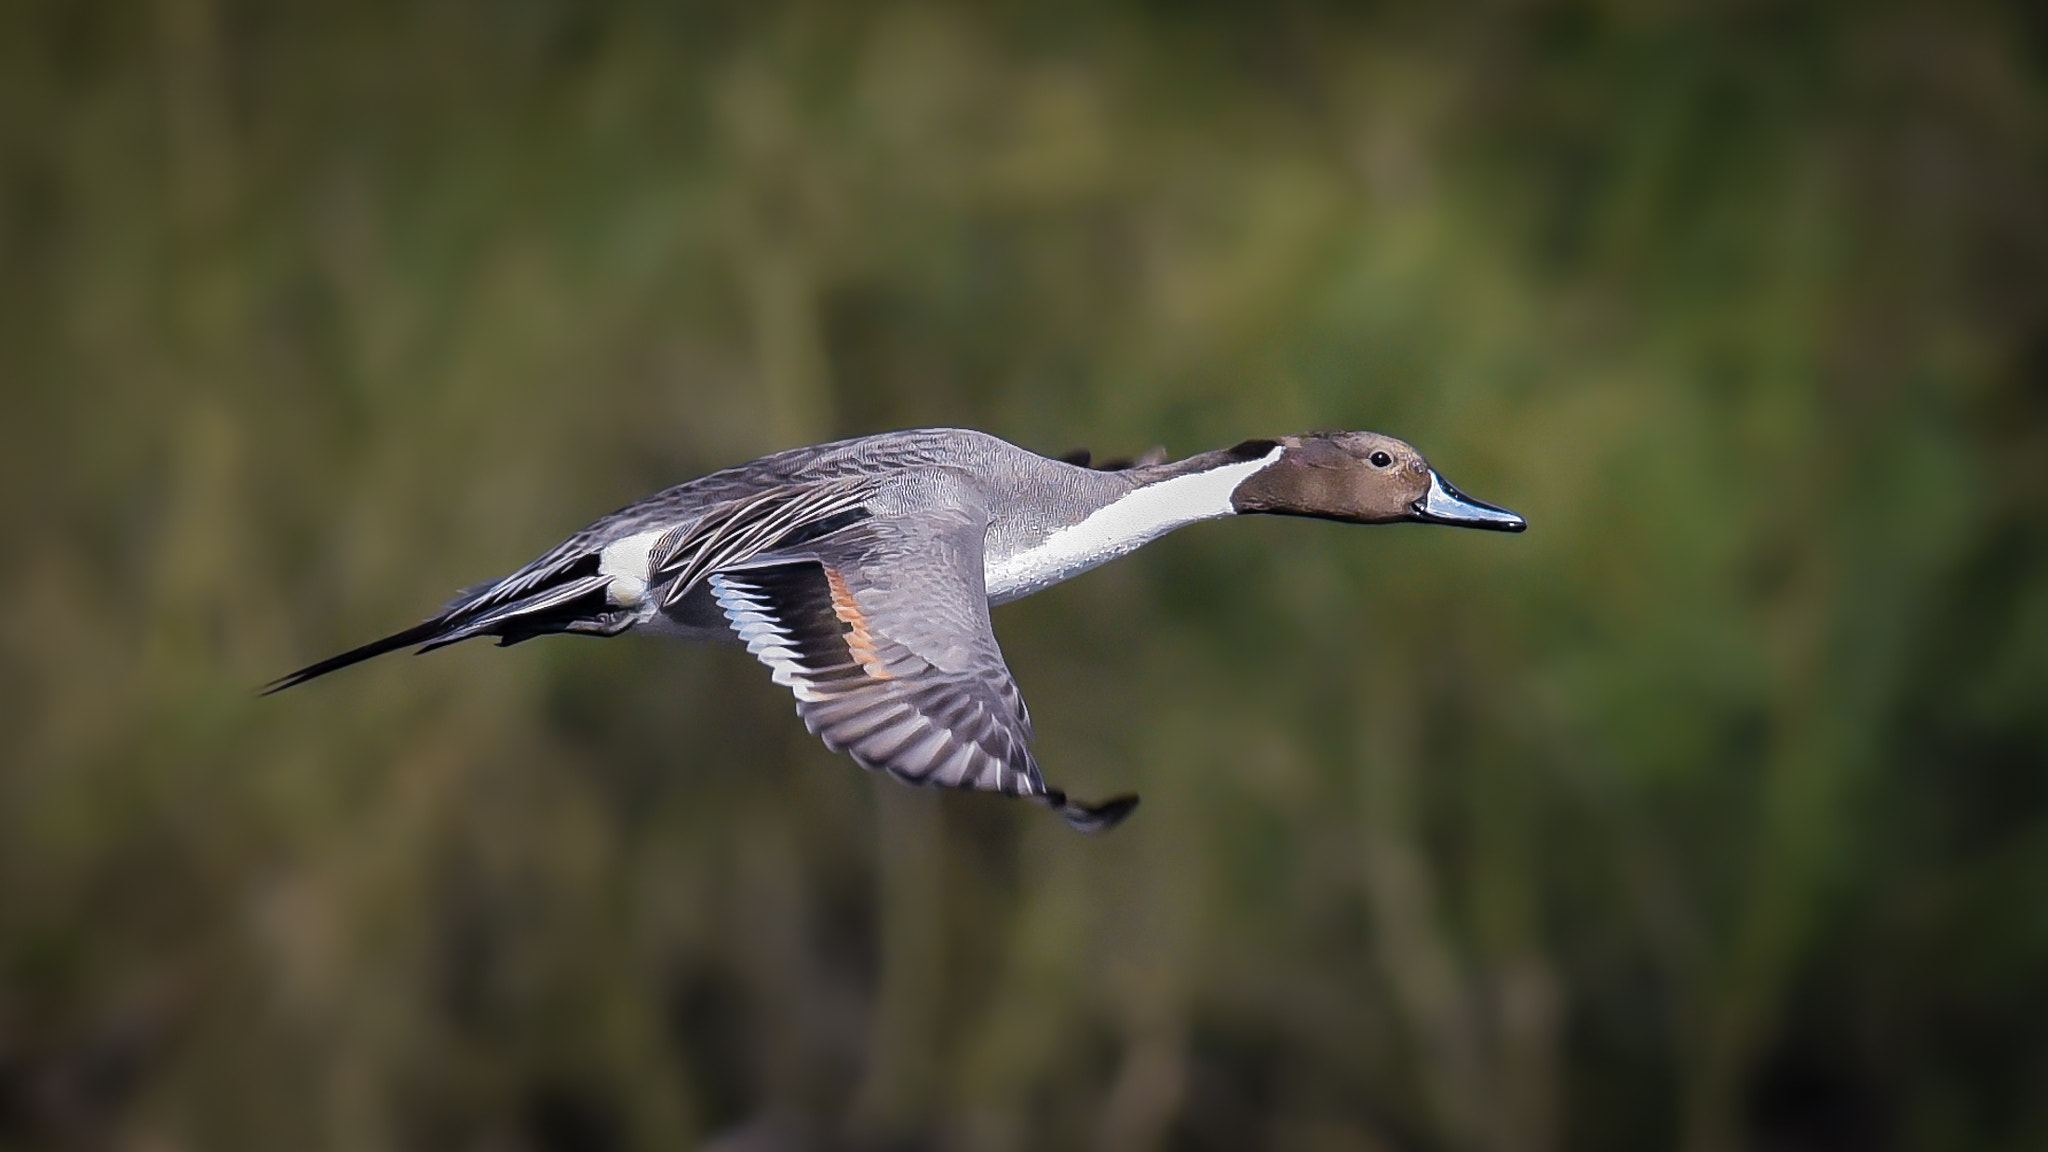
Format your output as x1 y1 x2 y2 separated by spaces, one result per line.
983 446 1282 603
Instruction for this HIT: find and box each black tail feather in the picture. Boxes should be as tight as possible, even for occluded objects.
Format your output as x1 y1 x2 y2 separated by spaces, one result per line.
411 575 616 654
260 617 453 695
265 573 630 695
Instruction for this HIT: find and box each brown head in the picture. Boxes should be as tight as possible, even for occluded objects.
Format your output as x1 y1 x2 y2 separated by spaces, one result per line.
1226 431 1525 531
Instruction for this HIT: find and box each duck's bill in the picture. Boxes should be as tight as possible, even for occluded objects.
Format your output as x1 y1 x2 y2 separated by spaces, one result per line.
1413 471 1527 532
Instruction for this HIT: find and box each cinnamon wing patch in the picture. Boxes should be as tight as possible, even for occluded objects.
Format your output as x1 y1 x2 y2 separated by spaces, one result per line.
822 567 894 681
709 559 1135 831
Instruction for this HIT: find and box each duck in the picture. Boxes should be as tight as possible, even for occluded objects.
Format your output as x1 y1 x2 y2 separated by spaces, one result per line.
268 428 1524 831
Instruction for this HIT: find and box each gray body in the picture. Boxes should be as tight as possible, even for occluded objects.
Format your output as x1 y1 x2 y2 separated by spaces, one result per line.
592 432 1090 631
538 429 1193 624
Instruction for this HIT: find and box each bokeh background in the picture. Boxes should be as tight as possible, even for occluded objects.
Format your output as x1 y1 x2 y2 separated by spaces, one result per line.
4 1 2047 1149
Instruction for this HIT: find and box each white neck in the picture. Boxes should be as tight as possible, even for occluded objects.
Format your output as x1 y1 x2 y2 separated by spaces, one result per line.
984 446 1284 603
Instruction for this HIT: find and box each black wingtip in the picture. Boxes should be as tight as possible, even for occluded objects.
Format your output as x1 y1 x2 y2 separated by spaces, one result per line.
1045 791 1141 833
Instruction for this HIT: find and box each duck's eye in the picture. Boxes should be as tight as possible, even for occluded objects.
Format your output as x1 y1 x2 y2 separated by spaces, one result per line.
1369 451 1393 469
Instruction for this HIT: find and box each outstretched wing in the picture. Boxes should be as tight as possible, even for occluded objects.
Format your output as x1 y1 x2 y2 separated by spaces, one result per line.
708 487 1136 832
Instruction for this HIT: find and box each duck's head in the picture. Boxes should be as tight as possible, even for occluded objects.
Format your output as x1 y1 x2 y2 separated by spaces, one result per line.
1226 431 1526 532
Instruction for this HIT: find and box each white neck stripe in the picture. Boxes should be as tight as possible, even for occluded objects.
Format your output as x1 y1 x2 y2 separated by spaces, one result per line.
984 445 1283 602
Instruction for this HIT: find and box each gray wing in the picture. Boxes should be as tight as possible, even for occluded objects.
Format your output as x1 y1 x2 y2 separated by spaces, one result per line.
707 484 1136 832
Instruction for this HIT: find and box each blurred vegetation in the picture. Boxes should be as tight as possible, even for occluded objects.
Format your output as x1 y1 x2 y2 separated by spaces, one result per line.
3 0 2046 1149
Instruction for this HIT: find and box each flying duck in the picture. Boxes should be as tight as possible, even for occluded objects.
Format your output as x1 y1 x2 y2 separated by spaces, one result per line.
269 429 1524 830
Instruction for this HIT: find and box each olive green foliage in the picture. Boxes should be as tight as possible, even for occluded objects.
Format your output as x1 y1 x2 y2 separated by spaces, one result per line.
3 1 2045 1149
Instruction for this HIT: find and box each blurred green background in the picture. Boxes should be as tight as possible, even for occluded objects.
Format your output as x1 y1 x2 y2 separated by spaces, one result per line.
3 1 2046 1149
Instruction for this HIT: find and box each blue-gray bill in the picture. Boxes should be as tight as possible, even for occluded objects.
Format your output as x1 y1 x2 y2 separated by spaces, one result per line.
1415 471 1527 532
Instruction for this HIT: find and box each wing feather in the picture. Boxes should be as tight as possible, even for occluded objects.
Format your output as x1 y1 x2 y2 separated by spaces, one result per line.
706 489 1136 832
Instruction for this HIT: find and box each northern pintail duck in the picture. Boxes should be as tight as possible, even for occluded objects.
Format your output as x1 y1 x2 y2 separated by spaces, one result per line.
270 429 1523 830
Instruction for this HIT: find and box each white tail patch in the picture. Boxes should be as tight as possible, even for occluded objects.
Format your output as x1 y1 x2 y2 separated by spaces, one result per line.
598 528 666 607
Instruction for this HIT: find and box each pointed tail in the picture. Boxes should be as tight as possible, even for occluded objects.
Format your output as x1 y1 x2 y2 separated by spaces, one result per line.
260 617 453 695
262 566 625 695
